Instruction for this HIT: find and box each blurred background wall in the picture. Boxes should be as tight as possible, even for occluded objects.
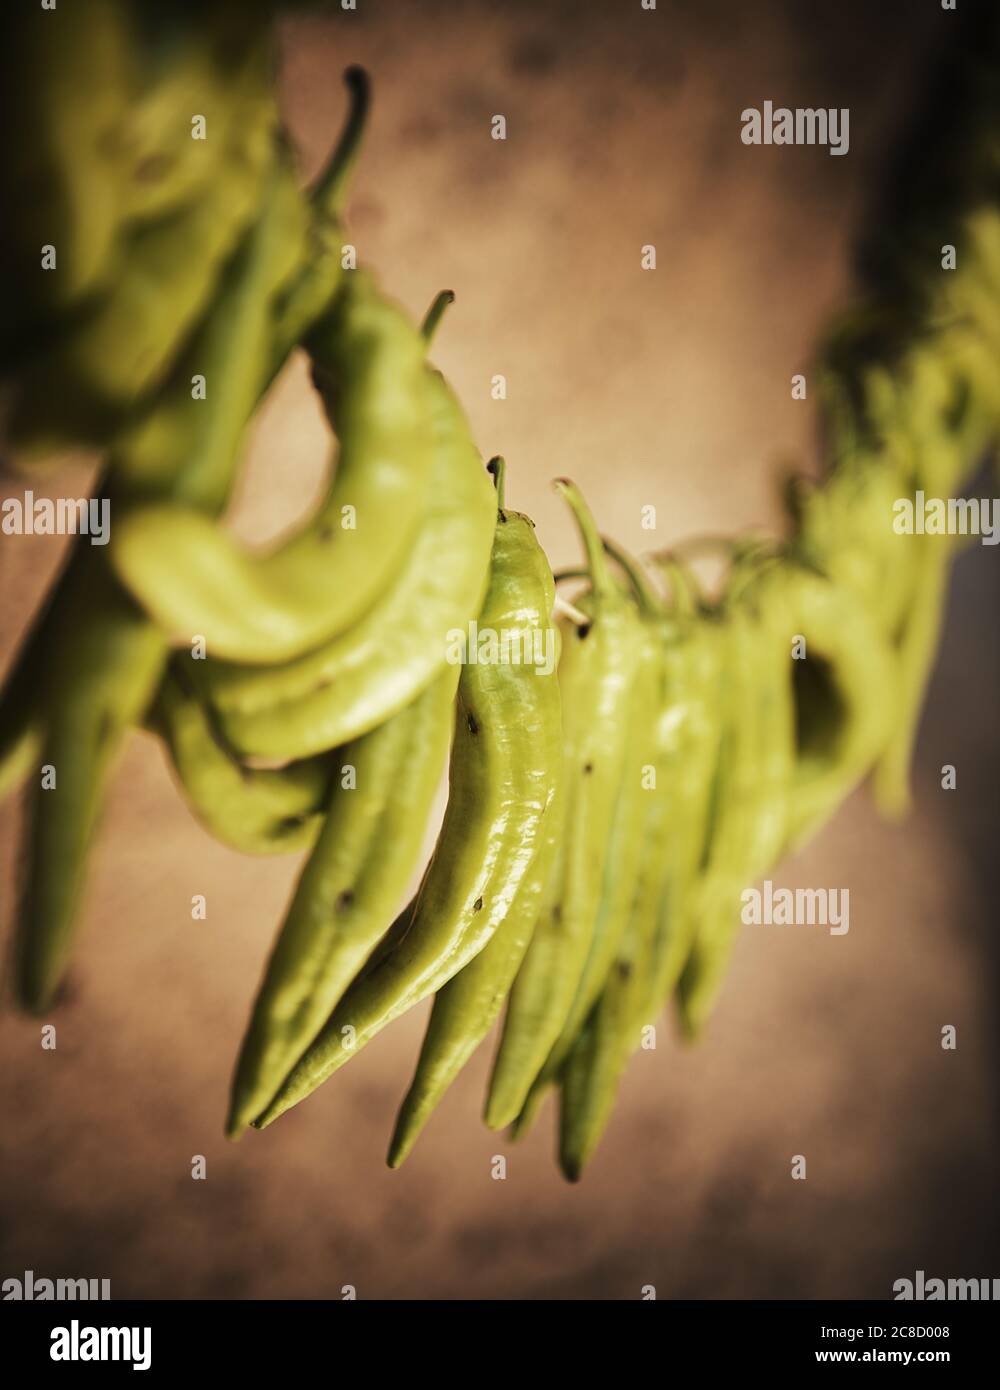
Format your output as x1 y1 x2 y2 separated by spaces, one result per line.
1 0 998 1299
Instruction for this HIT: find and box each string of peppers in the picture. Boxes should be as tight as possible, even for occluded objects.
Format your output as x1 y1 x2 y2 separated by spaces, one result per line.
0 1 997 1179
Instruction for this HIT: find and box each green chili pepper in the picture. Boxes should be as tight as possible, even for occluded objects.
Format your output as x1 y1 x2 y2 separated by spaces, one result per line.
629 556 727 1018
12 551 167 1012
0 138 323 811
268 66 370 361
678 561 797 1039
0 0 135 336
107 59 364 503
482 848 565 1129
555 603 724 1182
386 758 565 1168
191 326 496 760
513 589 659 1138
9 82 278 453
872 534 952 817
558 966 638 1182
0 640 46 805
578 545 722 1053
117 7 275 226
554 549 717 1181
771 556 896 844
743 565 798 865
676 557 793 1038
7 149 344 1011
5 71 372 1009
110 268 436 663
254 460 562 1130
227 666 460 1138
146 667 330 857
0 1 280 359
484 480 643 1131
795 444 914 642
109 158 309 504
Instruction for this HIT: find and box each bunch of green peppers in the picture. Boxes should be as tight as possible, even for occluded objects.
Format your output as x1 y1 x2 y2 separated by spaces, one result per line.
1 1 998 1182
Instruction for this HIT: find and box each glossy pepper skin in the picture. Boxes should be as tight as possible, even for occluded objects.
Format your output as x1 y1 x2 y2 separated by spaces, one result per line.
635 610 725 1017
194 367 497 761
254 464 563 1130
226 666 460 1139
109 268 436 664
512 599 659 1138
554 543 723 1178
147 665 330 857
485 481 643 1131
386 737 565 1169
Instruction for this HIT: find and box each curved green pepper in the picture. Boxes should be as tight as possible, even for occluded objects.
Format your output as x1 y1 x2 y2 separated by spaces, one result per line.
193 368 496 760
254 462 562 1129
110 269 436 662
227 666 460 1138
147 667 330 857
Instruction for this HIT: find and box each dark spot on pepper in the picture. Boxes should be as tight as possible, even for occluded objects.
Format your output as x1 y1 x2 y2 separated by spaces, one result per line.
473 896 484 911
318 524 334 543
498 510 508 523
583 761 594 775
617 961 633 982
336 890 355 912
467 711 479 735
577 623 591 640
552 904 562 923
135 152 174 184
278 813 308 832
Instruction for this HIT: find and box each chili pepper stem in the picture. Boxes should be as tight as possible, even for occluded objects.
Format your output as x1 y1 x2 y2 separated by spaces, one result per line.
646 552 698 615
310 66 371 216
601 536 664 616
420 290 456 345
554 478 615 595
487 456 507 509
